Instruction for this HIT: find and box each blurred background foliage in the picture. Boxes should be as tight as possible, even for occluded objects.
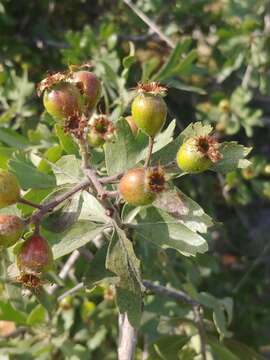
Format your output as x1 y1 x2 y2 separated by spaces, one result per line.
0 0 270 358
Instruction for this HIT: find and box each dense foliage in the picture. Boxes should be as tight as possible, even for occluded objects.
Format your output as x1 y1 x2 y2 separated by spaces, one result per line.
0 0 269 359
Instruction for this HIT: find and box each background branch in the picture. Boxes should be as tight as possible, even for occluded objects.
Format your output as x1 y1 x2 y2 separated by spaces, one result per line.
143 280 207 359
122 0 175 48
48 250 80 295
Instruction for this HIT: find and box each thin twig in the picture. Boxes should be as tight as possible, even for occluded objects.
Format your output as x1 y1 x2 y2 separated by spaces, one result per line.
144 137 155 169
193 305 207 360
233 241 270 293
57 283 84 301
122 0 175 49
28 179 91 225
143 280 197 306
18 197 43 209
0 326 29 339
78 247 94 262
143 280 207 360
48 250 80 295
142 335 149 360
100 173 123 184
78 140 90 169
242 64 253 89
118 313 138 360
84 168 107 199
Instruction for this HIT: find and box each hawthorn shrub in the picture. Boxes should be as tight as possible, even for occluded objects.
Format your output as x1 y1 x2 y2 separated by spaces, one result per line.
0 66 252 357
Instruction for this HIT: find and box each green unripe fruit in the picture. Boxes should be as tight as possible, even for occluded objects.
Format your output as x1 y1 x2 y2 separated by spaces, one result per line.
43 82 82 121
87 115 115 148
218 99 230 113
72 71 101 111
177 136 221 173
0 215 24 249
119 168 155 206
17 235 53 275
0 170 20 208
87 130 105 148
131 83 167 138
59 295 73 310
263 164 270 176
119 166 166 206
241 167 255 180
131 93 167 137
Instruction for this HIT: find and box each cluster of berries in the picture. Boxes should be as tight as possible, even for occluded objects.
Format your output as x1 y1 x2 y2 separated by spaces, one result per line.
0 66 222 287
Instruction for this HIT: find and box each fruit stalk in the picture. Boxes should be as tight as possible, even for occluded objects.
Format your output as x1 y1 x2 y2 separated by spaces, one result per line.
144 136 154 169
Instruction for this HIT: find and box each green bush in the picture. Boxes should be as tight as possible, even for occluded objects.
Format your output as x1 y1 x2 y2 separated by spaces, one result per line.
0 1 269 359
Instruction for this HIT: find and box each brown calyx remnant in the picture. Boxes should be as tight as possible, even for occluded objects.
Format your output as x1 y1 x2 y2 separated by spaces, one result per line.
64 113 88 140
37 63 94 97
37 71 69 97
146 166 166 193
16 273 43 289
89 114 115 141
196 135 221 163
136 82 167 96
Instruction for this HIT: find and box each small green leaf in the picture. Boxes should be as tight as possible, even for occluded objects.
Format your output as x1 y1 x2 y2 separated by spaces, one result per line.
134 207 208 256
181 121 213 139
153 39 192 81
212 142 252 174
0 146 15 169
208 338 239 360
105 118 148 175
0 105 17 123
37 144 63 173
83 244 116 288
8 152 56 189
27 304 46 326
0 300 27 324
79 192 110 224
105 118 175 176
49 221 106 259
54 124 79 155
50 155 83 185
213 302 233 339
0 128 29 149
122 42 135 69
42 191 83 233
106 226 142 327
154 188 213 234
224 339 265 360
148 335 189 360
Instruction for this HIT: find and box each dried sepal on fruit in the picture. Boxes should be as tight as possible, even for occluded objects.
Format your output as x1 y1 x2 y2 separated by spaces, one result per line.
131 82 167 137
87 114 115 148
64 113 88 140
119 166 166 206
136 82 167 96
16 273 44 289
176 135 221 173
0 215 24 249
37 71 69 97
145 165 167 194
